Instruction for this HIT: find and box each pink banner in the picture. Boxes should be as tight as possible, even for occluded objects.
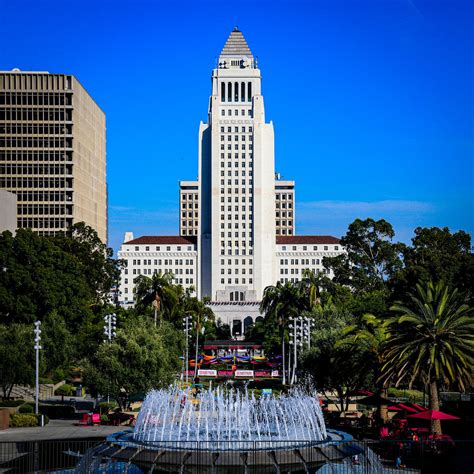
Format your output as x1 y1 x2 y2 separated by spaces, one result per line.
235 370 254 377
217 370 234 376
198 369 217 377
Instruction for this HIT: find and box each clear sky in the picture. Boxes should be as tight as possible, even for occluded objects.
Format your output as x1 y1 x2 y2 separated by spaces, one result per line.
1 0 472 253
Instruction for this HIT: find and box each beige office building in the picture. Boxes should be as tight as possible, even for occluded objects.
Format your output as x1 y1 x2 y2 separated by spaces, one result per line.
0 69 107 242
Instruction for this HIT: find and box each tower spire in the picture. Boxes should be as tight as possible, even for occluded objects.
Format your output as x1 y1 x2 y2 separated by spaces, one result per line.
220 28 253 59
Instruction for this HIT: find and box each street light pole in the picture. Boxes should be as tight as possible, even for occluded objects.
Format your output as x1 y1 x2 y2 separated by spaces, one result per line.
103 313 117 343
183 315 191 384
103 314 116 402
33 321 42 415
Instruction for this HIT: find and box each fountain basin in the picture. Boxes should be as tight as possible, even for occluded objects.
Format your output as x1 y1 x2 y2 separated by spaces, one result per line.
78 429 361 473
75 387 363 473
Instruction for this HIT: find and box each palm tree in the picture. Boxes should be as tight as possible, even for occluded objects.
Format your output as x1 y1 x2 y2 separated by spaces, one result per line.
133 272 177 325
337 314 391 422
382 280 474 434
184 298 214 378
260 281 309 384
300 269 323 310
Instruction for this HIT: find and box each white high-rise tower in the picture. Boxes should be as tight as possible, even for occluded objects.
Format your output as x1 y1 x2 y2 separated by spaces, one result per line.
118 28 344 336
199 28 276 302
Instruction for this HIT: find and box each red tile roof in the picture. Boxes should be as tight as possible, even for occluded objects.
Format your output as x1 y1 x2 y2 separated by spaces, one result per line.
276 235 340 245
124 236 197 245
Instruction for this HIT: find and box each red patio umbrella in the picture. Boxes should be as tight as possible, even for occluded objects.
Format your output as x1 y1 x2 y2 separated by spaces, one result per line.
387 405 403 411
409 403 428 411
395 403 419 413
408 409 460 421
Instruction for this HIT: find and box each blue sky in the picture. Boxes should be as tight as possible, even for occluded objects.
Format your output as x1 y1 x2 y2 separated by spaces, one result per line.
1 0 472 253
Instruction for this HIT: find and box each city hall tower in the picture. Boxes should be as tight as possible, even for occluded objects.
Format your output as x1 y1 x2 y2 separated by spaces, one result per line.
199 28 276 302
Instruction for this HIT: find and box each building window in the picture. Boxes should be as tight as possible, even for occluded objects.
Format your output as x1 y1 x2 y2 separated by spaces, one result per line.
228 82 232 102
247 82 252 101
221 83 225 102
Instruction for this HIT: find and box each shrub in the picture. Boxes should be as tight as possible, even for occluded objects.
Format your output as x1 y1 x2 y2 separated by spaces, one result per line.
387 387 424 403
51 368 68 383
0 400 25 407
34 413 49 426
100 414 109 424
10 414 38 428
55 384 74 397
99 402 117 414
39 377 54 384
18 404 34 414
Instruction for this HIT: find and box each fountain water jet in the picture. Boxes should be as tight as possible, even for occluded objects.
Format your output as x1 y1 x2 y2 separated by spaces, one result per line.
75 385 362 473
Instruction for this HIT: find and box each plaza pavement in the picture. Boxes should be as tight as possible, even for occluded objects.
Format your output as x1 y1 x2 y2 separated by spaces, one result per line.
0 419 127 442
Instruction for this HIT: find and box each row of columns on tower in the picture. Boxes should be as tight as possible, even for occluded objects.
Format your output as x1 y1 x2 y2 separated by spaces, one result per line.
221 82 252 103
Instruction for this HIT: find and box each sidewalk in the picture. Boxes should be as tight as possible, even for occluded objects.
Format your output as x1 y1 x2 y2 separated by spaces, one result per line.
0 419 127 442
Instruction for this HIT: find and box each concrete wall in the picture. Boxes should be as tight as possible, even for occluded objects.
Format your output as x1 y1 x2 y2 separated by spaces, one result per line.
0 190 17 233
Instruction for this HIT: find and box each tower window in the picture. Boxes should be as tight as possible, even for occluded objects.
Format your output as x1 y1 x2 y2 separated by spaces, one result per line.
234 82 239 101
221 83 226 102
241 82 246 102
228 82 232 102
247 82 252 101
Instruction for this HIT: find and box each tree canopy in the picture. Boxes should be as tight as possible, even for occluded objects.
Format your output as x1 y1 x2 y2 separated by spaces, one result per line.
0 324 35 399
323 218 405 294
83 318 182 410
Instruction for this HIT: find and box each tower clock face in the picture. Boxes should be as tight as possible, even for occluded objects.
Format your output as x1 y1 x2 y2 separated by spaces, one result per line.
242 57 250 68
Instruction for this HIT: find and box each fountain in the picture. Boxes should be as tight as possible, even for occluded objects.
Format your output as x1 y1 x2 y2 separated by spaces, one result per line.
75 385 362 473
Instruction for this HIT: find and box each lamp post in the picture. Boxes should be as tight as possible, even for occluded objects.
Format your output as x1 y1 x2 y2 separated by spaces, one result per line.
33 321 42 415
289 317 303 385
103 314 116 402
194 315 207 379
183 315 192 384
302 316 314 348
103 313 117 343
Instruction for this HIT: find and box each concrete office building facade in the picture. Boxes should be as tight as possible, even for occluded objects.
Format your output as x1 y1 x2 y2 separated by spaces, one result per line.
117 29 344 335
0 69 107 242
0 189 17 233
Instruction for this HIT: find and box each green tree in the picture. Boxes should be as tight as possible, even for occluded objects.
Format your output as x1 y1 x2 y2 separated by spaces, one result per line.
0 324 35 399
324 218 404 294
392 227 473 301
41 311 74 376
215 319 232 340
134 272 178 325
53 222 122 307
300 269 324 310
83 318 182 410
337 314 390 422
183 298 215 377
300 309 371 412
260 281 309 384
0 229 93 328
383 281 474 434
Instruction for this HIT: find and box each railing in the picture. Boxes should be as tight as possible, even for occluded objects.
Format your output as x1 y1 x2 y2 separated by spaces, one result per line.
0 438 102 473
0 438 473 473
